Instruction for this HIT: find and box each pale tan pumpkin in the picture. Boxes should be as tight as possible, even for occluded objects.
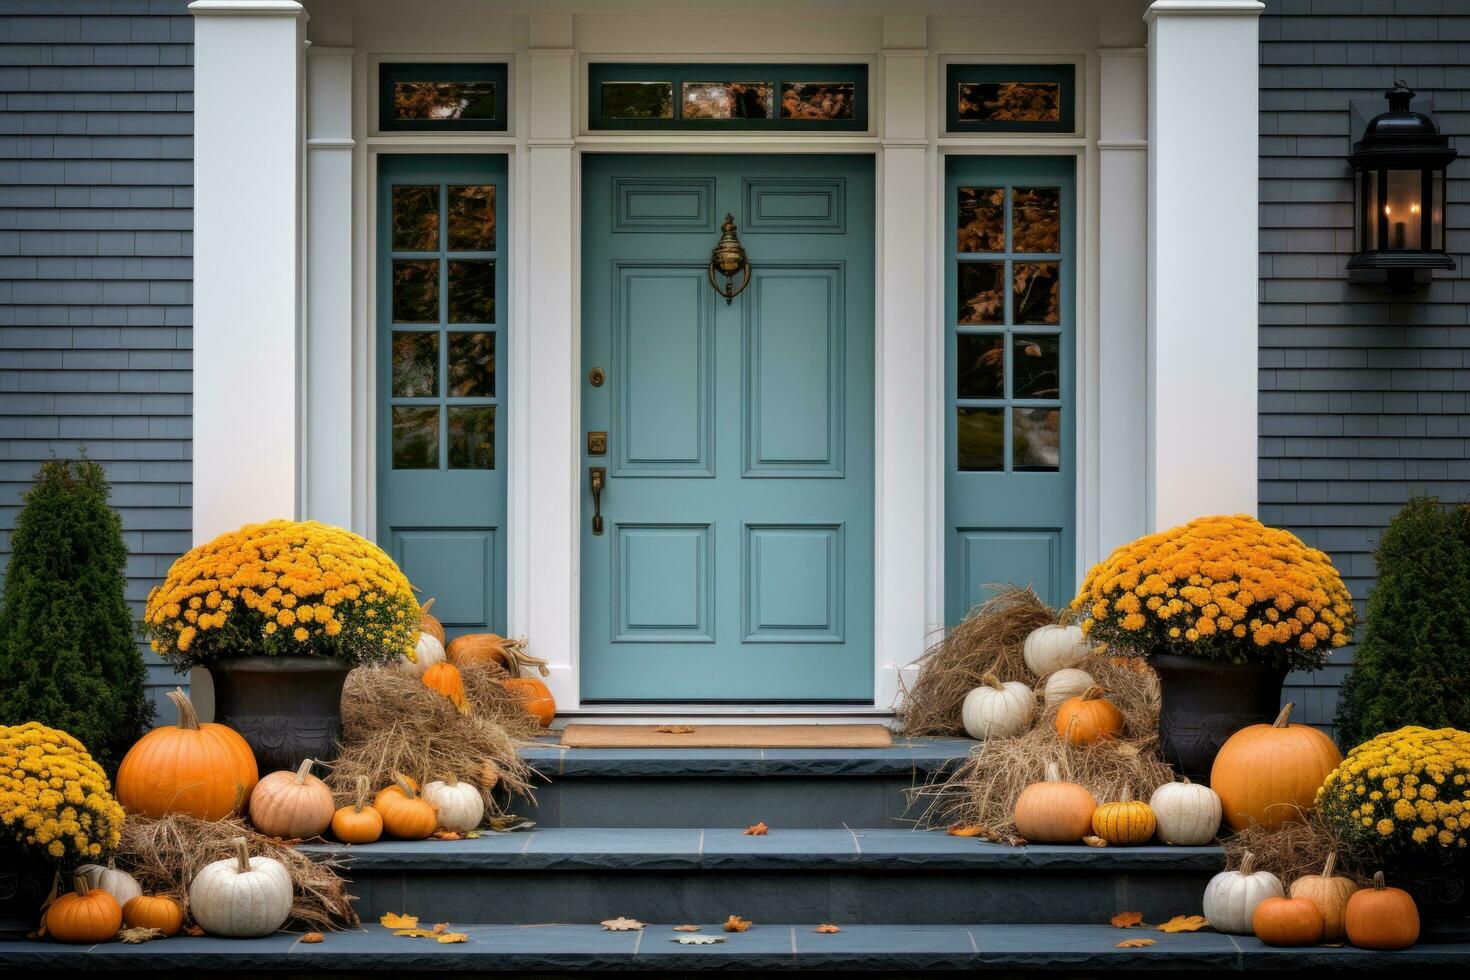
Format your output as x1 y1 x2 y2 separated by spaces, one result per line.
1013 761 1097 843
188 837 292 938
1210 702 1341 831
248 758 335 840
1289 851 1359 942
423 775 484 833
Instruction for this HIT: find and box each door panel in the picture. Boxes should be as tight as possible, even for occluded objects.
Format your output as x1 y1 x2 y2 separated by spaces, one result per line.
581 154 874 703
377 155 507 638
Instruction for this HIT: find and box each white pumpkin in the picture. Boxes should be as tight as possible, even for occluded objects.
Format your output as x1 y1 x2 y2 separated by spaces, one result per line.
1149 778 1223 846
1202 851 1283 934
960 674 1036 740
1022 624 1088 677
1041 667 1095 708
77 862 142 907
423 776 485 833
188 837 292 938
399 632 446 678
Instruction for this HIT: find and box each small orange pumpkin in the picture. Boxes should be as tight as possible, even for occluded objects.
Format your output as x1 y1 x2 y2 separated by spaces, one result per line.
122 894 184 936
422 661 470 714
418 597 446 645
331 775 384 845
1013 761 1096 843
1054 687 1124 746
373 771 419 809
447 633 511 670
1344 871 1419 950
375 772 438 840
1090 786 1156 845
502 676 556 728
1252 896 1325 946
46 871 122 944
1210 702 1341 831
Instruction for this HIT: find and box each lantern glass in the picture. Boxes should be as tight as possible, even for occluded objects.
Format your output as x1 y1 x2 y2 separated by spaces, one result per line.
1433 168 1446 251
1382 170 1425 250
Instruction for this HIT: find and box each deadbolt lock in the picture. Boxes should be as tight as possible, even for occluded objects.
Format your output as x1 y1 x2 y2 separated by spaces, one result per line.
587 431 607 455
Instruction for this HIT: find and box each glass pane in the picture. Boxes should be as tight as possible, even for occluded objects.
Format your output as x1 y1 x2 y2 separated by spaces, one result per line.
1013 262 1060 325
447 185 495 251
957 262 1005 324
1364 171 1379 250
1012 187 1060 253
448 259 494 324
392 406 439 469
1012 334 1061 399
780 82 856 120
392 331 439 397
1014 408 1061 471
448 406 495 470
392 185 439 251
601 81 674 119
393 81 496 121
1433 169 1445 251
448 331 495 397
957 407 1004 471
957 187 1005 253
956 81 1061 122
1384 169 1423 250
392 260 439 323
957 334 1005 399
681 82 774 119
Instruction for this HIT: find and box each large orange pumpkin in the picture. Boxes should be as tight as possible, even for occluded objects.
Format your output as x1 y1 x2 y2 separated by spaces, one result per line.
116 687 258 820
46 872 122 944
1210 702 1341 831
1054 687 1124 746
422 661 469 714
502 676 555 728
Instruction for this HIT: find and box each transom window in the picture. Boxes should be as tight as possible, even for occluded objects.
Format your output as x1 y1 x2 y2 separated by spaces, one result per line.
588 63 868 131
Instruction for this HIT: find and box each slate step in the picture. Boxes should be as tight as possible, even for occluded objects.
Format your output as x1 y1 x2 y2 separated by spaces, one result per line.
301 828 1223 926
4 923 1466 973
517 737 975 829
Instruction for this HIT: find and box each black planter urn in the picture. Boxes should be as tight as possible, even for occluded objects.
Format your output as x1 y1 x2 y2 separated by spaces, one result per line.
0 848 54 938
208 655 352 774
1147 653 1288 782
1386 849 1470 943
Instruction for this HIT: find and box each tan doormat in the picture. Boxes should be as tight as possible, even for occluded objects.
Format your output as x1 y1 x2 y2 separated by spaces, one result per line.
559 723 893 749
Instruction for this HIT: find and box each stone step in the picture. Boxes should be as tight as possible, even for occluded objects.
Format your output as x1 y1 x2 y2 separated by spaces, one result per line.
4 923 1465 973
516 737 975 829
300 828 1223 926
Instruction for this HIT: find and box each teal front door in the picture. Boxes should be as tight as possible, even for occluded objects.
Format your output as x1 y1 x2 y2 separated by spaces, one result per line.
580 154 875 702
376 154 507 638
945 156 1076 622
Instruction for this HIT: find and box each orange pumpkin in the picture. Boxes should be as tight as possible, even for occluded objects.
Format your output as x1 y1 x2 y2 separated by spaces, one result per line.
1344 872 1419 950
331 776 384 845
502 676 556 728
1013 761 1097 843
1210 702 1342 831
373 771 419 809
1090 786 1155 845
46 871 122 944
375 772 438 840
1054 687 1124 746
418 597 446 645
1252 896 1324 947
116 687 259 820
122 894 184 936
422 661 469 714
447 633 510 670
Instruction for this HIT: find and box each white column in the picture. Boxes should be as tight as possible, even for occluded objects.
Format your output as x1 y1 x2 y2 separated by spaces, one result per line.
1146 0 1262 529
877 17 931 708
524 15 579 706
189 0 307 543
304 45 356 528
1097 47 1149 556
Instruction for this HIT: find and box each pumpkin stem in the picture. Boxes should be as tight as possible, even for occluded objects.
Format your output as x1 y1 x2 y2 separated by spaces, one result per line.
391 771 417 799
421 597 436 615
71 870 90 898
1372 871 1386 891
1272 703 1294 728
293 758 315 784
1120 784 1133 803
444 775 459 788
981 672 1005 691
1322 852 1337 879
232 837 251 874
1080 685 1105 701
167 687 199 731
1044 761 1062 783
353 775 370 812
1240 850 1256 875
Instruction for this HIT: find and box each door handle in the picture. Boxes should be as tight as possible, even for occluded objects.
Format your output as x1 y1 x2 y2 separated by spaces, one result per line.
589 466 606 535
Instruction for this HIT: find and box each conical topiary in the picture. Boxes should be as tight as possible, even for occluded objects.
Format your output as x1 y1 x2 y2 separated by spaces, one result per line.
0 458 152 771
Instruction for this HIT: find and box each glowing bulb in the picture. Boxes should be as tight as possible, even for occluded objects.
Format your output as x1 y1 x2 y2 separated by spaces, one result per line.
1384 205 1392 215
1411 203 1420 214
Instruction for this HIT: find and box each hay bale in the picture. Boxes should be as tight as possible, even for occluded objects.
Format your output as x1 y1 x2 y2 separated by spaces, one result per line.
1221 813 1370 885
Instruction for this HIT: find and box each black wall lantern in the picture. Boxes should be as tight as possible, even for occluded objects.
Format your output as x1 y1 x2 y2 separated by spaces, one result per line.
1348 81 1457 292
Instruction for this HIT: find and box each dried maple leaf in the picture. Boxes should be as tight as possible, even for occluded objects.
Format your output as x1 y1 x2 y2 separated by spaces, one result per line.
436 933 468 944
1115 937 1156 948
431 923 450 934
722 915 752 933
673 924 701 933
432 830 463 841
601 917 646 931
1110 911 1144 929
947 824 987 837
301 932 324 944
815 924 841 934
654 725 695 734
380 913 419 929
744 822 769 836
117 927 164 944
1083 835 1109 848
184 925 205 937
1156 915 1208 933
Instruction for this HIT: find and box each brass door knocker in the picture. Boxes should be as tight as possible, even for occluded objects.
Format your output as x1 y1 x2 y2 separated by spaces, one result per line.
707 212 751 304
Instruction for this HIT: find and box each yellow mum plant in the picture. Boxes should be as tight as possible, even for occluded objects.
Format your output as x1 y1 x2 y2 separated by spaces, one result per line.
145 519 417 668
0 723 125 863
1071 514 1354 672
1318 726 1470 853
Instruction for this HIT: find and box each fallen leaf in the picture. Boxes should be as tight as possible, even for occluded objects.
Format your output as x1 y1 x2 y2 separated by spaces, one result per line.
432 830 463 841
744 822 769 836
465 831 481 839
1110 911 1144 929
1156 915 1209 933
1115 937 1156 948
380 913 419 929
301 932 324 944
117 926 164 944
436 932 468 944
432 923 451 934
671 934 725 945
601 917 646 931
947 824 987 837
815 924 841 934
485 815 536 833
654 725 696 734
722 915 752 933
673 924 701 933
184 925 205 937
393 929 441 938
1083 835 1109 848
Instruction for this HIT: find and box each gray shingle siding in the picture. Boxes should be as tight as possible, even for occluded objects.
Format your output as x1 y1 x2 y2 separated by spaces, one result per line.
1260 0 1470 733
0 0 191 720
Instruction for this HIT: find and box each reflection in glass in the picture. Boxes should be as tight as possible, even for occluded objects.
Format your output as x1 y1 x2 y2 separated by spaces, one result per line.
958 262 1005 324
780 82 855 120
1014 408 1061 471
1012 187 1061 253
956 81 1061 122
1013 262 1060 325
957 187 1004 253
957 334 1005 399
448 260 495 323
957 407 1004 471
448 332 495 397
447 185 495 251
392 186 439 251
392 406 439 469
448 406 495 470
681 82 774 119
1384 170 1423 250
392 332 439 397
601 81 674 119
392 260 439 323
1012 334 1060 399
393 81 496 121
